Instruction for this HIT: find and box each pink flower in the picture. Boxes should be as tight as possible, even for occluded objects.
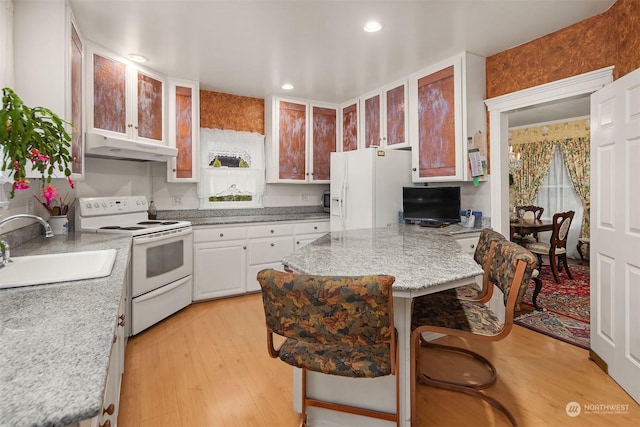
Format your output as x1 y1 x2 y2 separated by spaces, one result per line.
41 184 60 206
67 177 75 189
29 149 50 164
13 178 30 191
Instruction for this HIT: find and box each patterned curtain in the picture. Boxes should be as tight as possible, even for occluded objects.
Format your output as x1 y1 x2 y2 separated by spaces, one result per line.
559 137 590 237
511 141 556 205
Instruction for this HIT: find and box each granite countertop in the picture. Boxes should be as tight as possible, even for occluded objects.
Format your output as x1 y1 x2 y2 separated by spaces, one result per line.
281 224 483 295
156 205 329 226
185 212 330 226
0 233 132 427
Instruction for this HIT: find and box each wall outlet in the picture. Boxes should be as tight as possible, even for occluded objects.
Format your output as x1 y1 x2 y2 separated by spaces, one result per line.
172 196 182 206
301 193 308 201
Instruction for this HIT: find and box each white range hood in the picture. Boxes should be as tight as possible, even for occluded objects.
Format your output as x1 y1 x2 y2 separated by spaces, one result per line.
85 132 178 162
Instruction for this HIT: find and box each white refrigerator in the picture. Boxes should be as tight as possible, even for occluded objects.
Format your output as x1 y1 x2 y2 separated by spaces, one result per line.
330 147 412 231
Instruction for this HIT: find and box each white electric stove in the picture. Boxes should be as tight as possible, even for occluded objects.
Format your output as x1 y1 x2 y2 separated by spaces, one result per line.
77 196 193 335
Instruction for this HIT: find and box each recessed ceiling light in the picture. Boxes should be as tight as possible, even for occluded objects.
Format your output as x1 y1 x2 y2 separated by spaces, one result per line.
128 53 148 63
281 83 294 90
363 21 382 33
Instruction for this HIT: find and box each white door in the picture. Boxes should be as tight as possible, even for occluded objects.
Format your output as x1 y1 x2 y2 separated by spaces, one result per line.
591 66 640 403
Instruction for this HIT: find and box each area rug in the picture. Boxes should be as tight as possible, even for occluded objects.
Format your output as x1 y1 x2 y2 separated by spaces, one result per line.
516 259 590 349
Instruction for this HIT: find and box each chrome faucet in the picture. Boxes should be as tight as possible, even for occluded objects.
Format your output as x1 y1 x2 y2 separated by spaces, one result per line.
0 214 54 266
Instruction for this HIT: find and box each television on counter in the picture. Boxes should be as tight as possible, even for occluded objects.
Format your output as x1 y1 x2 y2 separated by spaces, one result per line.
402 186 461 225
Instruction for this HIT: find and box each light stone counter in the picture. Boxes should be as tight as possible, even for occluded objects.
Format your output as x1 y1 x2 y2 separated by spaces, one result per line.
0 233 132 427
280 224 484 427
281 224 483 295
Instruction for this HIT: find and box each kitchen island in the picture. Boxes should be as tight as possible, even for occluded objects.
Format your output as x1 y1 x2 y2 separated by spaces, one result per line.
280 224 484 427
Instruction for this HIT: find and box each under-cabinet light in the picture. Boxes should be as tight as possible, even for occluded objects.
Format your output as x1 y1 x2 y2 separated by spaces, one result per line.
128 53 149 63
363 21 382 32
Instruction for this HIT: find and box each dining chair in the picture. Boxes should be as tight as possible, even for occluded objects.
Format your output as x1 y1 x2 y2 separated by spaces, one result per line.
410 239 537 427
511 205 544 246
527 210 575 284
453 228 506 301
257 269 399 427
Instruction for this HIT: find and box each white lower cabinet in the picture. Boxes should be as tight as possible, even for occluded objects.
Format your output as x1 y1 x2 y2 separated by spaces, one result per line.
193 219 328 300
76 291 127 427
454 231 481 255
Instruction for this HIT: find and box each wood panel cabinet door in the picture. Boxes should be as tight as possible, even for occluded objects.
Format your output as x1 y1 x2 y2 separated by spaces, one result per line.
385 82 407 147
341 101 359 151
70 20 84 177
311 105 337 182
363 92 381 148
416 65 457 178
278 100 307 180
93 53 128 136
168 80 199 182
136 70 164 141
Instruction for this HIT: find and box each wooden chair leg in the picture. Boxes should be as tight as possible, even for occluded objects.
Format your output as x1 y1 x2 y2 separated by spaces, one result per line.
532 277 543 311
550 254 561 283
561 254 573 279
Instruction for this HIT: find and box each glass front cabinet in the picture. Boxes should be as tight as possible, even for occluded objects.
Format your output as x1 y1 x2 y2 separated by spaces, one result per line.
409 52 486 182
265 96 337 183
167 80 200 183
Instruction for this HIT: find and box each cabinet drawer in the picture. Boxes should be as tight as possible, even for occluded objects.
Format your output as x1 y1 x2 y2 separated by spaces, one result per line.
294 221 330 235
248 237 295 265
247 223 294 238
194 226 247 242
455 234 480 255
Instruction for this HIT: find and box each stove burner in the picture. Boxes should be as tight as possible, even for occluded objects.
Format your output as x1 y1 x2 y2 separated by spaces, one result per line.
100 226 122 229
160 221 179 225
121 226 146 230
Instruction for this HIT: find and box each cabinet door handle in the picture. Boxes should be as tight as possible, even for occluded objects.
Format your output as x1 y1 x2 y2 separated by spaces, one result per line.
243 246 246 250
103 403 115 416
296 241 300 245
270 229 274 233
219 233 224 237
412 167 417 171
112 335 117 344
270 243 275 247
470 244 475 249
313 226 318 230
118 314 125 327
127 124 133 128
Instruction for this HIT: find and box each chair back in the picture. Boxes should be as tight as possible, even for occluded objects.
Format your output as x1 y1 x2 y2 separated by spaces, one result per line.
473 228 506 267
487 240 537 308
257 269 395 348
550 211 574 250
516 205 544 220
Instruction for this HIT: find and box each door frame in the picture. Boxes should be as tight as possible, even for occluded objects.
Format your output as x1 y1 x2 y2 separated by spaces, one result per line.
484 66 613 239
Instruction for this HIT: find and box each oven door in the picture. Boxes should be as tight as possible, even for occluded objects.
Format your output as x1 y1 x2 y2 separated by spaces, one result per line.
131 227 193 297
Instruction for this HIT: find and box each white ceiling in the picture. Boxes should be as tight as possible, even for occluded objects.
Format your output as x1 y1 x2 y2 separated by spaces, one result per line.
68 0 614 107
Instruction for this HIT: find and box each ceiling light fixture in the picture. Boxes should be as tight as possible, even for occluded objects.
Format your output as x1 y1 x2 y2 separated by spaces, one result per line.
363 21 382 33
128 53 148 63
281 83 294 90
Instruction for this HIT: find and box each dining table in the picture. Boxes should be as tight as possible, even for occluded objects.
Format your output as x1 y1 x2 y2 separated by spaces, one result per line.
509 218 554 245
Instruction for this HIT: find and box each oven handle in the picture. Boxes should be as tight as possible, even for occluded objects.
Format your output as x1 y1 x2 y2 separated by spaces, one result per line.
132 227 193 245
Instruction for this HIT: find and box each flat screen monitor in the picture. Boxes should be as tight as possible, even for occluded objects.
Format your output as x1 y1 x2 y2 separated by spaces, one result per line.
402 186 461 224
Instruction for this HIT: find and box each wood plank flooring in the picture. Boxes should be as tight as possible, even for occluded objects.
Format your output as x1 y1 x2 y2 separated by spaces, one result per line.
118 294 639 427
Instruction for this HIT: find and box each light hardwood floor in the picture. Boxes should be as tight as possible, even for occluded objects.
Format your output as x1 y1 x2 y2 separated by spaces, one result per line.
118 293 639 427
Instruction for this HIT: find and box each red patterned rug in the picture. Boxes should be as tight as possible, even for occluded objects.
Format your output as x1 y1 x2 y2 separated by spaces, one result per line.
515 259 590 349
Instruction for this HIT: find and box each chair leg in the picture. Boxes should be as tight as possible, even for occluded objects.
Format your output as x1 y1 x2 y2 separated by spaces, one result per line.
561 254 573 279
532 277 543 311
549 254 561 284
418 339 497 390
413 336 517 427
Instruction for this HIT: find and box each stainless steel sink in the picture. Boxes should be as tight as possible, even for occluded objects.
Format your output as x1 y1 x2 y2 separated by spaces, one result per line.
0 249 117 289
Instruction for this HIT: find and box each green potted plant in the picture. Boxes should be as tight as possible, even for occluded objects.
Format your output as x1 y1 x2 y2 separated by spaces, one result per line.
0 87 74 203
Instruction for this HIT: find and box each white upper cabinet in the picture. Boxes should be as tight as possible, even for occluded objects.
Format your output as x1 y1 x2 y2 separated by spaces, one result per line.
339 98 360 152
167 79 200 183
13 0 84 179
360 80 409 150
408 52 486 182
86 43 166 145
265 96 337 183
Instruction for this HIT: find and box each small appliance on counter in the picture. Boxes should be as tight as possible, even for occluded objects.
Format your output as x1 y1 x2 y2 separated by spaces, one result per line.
76 196 193 335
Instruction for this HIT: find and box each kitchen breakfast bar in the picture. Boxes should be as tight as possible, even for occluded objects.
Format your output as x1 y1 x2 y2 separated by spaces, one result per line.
280 224 484 427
